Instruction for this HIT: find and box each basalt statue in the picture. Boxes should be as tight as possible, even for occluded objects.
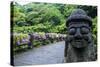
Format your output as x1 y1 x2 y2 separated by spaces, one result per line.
64 9 97 62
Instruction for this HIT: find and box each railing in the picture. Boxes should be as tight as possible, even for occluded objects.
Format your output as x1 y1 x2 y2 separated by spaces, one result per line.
12 33 66 51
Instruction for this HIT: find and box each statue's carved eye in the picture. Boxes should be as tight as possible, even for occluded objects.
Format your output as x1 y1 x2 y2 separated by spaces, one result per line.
69 28 76 35
81 27 89 34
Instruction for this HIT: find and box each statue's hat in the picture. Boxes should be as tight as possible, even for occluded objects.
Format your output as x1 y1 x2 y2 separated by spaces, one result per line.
66 9 92 27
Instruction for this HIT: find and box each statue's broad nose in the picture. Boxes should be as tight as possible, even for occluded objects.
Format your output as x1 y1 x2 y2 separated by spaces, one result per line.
74 28 82 39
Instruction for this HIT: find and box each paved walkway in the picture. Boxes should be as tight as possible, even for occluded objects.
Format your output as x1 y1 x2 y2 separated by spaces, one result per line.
14 41 65 66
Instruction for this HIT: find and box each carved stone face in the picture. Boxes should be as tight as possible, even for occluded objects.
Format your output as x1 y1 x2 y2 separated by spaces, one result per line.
68 22 92 48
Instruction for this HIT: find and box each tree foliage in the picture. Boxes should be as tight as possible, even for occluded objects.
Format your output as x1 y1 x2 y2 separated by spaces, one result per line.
11 2 97 35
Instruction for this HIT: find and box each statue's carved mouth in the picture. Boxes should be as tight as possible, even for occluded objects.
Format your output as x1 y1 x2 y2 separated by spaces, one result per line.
71 39 88 48
75 40 82 42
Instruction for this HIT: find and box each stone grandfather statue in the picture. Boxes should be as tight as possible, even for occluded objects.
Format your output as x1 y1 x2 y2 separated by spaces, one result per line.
64 9 97 62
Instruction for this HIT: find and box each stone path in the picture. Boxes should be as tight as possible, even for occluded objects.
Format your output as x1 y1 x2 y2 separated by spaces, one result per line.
14 41 65 66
